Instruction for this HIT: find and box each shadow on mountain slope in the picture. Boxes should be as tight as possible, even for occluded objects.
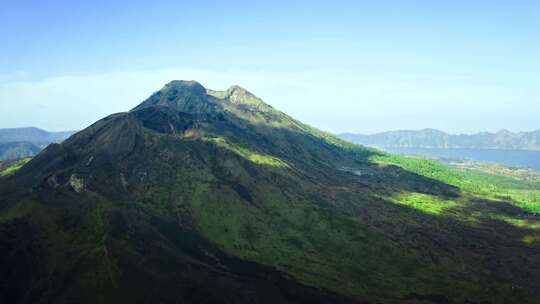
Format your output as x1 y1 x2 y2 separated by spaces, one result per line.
0 81 539 303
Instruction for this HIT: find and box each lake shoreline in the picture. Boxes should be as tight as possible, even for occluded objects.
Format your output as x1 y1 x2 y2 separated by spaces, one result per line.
380 146 540 171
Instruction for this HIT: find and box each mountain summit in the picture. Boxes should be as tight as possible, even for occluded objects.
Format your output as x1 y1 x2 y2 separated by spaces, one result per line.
1 81 539 304
133 80 215 113
133 80 272 114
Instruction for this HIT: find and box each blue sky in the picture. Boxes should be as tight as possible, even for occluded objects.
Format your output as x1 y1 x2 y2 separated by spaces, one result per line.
1 0 539 134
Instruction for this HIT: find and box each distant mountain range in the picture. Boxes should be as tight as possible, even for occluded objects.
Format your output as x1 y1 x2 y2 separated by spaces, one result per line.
0 127 75 160
339 128 540 151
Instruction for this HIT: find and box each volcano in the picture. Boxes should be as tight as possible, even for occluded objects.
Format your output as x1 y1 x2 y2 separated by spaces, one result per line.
1 81 539 304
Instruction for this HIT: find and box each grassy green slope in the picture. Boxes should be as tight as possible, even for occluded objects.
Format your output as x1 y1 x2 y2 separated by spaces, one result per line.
373 153 540 213
0 158 31 177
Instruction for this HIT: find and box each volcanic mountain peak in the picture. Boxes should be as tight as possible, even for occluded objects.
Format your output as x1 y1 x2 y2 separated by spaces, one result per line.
129 80 294 135
133 80 275 116
167 79 206 91
207 85 272 112
131 80 212 113
225 85 264 105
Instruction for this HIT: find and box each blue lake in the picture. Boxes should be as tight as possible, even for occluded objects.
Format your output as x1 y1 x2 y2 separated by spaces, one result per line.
383 147 540 171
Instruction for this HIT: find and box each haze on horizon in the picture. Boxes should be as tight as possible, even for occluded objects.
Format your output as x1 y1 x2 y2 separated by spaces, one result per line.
0 1 539 135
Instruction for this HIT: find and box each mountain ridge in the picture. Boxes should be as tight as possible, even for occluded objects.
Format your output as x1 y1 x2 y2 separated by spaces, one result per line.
0 127 76 160
0 127 75 143
340 128 540 151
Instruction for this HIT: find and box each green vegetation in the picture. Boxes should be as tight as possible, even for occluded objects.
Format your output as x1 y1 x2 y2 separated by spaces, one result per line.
203 136 289 168
392 192 461 214
491 214 540 230
190 188 449 301
0 157 31 177
372 153 540 213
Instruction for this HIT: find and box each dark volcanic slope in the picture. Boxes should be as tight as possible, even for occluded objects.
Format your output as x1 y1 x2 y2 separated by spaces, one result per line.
1 81 539 304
